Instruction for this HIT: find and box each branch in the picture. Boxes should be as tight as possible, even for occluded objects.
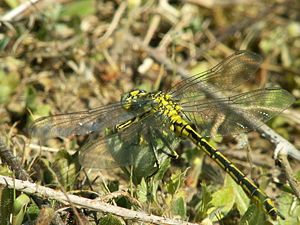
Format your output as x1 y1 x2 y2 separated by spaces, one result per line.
277 152 300 200
0 136 31 181
0 175 201 225
1 0 44 22
95 1 127 44
0 0 70 22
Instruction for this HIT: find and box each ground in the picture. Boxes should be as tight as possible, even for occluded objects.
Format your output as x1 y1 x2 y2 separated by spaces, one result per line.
0 0 299 224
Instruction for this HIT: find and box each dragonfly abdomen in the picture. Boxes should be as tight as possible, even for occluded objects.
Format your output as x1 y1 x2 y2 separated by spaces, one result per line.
170 116 282 220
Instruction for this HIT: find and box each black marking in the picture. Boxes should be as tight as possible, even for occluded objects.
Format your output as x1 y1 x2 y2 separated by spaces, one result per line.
180 124 189 136
190 128 201 142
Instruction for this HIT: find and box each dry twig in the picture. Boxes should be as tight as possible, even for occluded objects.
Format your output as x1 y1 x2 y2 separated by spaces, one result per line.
0 175 201 225
0 136 31 181
277 152 300 200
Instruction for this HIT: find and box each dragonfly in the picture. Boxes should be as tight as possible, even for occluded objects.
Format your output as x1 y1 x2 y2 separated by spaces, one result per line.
29 51 295 220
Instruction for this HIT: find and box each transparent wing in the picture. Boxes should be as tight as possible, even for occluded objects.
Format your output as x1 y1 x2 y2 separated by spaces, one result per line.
79 112 179 169
181 88 295 137
29 99 153 138
169 51 262 100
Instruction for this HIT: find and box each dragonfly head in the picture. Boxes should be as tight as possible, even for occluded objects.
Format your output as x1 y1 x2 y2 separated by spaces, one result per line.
121 89 148 110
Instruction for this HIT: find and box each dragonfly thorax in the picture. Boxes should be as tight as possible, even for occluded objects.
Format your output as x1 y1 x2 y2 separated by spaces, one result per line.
150 91 183 118
121 89 182 117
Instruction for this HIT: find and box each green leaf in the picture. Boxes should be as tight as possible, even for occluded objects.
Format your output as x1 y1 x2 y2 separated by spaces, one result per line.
13 194 30 215
172 197 186 220
26 203 40 221
208 186 235 221
240 204 266 225
195 185 214 221
115 196 131 209
63 0 94 17
276 192 300 225
127 0 142 9
34 104 52 118
25 85 52 118
99 215 123 225
136 177 159 203
24 85 37 110
37 158 55 185
13 194 30 225
224 174 249 216
0 166 13 176
295 169 300 181
149 180 159 203
1 187 14 225
53 149 80 191
4 0 19 8
154 157 170 182
167 169 186 195
287 22 300 37
0 36 10 50
137 178 148 203
0 70 20 104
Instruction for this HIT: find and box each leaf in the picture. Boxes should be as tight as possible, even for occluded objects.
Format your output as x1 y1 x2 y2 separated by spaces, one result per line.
167 169 186 195
1 187 13 225
276 192 300 225
25 85 52 119
99 215 123 225
154 157 170 182
137 177 159 203
172 197 186 220
240 204 266 225
53 149 81 191
0 70 20 104
149 180 159 203
13 194 30 225
0 165 13 176
13 194 30 215
26 203 40 222
137 178 148 203
63 0 94 17
195 184 214 221
24 85 36 109
3 0 19 8
295 169 300 181
224 174 249 216
0 36 10 50
208 186 235 221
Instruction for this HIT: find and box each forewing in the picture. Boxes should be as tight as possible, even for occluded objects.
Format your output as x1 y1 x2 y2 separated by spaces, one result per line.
181 88 295 137
29 101 150 138
169 51 262 100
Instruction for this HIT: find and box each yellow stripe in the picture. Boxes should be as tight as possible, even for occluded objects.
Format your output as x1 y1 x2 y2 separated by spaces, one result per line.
173 118 280 220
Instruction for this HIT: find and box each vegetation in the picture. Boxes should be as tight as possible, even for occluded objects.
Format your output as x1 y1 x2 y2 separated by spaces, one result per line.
0 0 299 224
